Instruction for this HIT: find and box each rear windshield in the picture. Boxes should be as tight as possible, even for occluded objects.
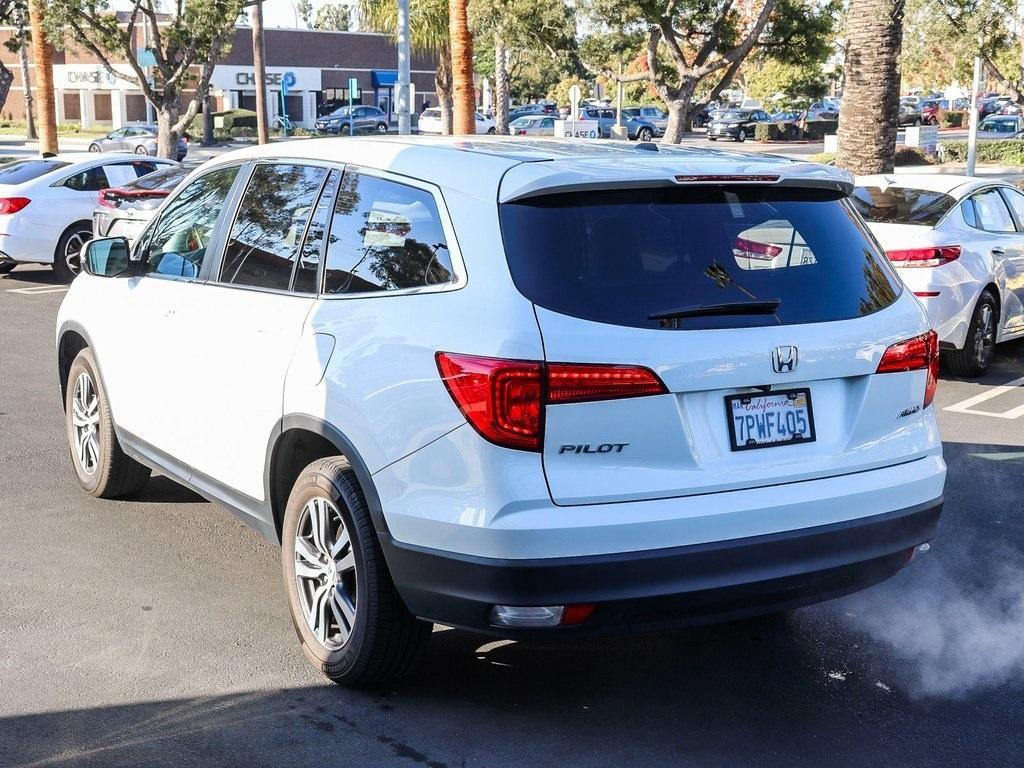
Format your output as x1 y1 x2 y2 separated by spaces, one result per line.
0 159 70 184
851 185 956 226
499 186 901 330
127 165 188 192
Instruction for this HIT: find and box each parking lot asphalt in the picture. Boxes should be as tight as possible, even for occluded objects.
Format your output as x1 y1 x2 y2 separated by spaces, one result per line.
2 264 1023 768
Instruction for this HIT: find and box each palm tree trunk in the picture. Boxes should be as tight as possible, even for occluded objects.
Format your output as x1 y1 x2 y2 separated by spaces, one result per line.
494 33 509 134
436 44 453 134
252 0 270 144
448 0 475 135
28 0 57 155
836 0 906 173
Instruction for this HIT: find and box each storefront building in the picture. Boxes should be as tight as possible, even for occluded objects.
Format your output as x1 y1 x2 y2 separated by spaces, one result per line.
0 25 439 130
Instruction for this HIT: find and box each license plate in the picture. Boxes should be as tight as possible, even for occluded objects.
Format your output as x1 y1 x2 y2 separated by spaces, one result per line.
725 388 815 451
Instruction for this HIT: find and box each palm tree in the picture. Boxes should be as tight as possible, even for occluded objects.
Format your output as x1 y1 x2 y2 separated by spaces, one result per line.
448 0 475 134
252 0 270 144
835 0 906 173
359 0 454 133
28 0 56 155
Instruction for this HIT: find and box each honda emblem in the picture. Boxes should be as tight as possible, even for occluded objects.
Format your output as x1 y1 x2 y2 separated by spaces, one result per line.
771 346 798 374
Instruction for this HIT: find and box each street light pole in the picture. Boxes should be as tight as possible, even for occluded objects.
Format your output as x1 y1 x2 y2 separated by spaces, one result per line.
966 52 983 176
397 0 411 134
252 0 270 144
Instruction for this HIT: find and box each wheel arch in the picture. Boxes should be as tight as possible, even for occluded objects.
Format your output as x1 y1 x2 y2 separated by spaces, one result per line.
57 322 95 410
265 415 389 544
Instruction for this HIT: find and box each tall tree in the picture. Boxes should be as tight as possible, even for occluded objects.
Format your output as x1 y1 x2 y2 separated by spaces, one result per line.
44 0 243 158
296 0 314 27
0 1 21 114
251 0 270 144
449 0 475 134
314 2 351 29
836 0 905 173
359 0 452 132
28 0 55 155
582 0 837 142
469 0 576 133
15 5 36 140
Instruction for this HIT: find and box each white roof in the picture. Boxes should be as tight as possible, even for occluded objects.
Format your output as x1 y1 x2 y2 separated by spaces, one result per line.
855 172 997 198
206 136 854 202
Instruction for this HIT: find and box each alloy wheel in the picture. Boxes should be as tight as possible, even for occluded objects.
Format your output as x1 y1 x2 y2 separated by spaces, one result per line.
973 303 996 369
72 372 100 476
63 229 91 276
294 496 358 650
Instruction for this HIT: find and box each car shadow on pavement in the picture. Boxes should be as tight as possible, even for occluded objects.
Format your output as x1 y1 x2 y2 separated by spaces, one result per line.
133 474 208 505
0 267 66 286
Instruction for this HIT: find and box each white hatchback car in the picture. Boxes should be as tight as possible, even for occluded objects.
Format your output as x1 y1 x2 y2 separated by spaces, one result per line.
58 138 946 685
0 153 176 281
854 174 1024 376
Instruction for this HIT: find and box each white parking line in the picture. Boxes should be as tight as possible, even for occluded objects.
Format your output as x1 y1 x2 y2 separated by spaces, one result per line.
943 375 1024 420
6 285 68 295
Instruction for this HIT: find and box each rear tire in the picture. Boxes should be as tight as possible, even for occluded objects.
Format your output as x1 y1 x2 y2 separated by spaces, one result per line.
134 145 149 155
708 136 718 141
53 222 94 283
65 348 150 498
282 457 431 687
377 122 388 134
945 290 998 377
0 262 14 274
737 129 747 142
88 143 100 152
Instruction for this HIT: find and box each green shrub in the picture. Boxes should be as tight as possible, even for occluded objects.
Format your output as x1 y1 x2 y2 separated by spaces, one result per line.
806 152 835 165
188 108 259 136
939 138 1024 165
802 119 838 140
229 126 257 138
895 146 935 166
754 122 801 142
938 110 966 128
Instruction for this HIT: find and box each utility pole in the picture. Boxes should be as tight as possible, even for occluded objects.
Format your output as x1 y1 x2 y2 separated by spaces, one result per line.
966 53 983 176
27 0 56 156
397 0 411 134
252 0 270 144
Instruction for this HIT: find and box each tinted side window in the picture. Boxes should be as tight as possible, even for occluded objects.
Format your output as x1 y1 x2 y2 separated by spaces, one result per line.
0 159 69 183
220 163 330 291
142 166 239 279
972 189 1015 233
323 172 453 294
63 166 109 192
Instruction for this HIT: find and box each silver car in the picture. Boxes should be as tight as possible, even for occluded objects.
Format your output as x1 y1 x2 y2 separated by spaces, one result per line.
510 115 556 136
88 125 188 161
92 163 188 243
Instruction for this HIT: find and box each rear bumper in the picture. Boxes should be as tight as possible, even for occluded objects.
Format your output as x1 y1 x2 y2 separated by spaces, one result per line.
384 498 943 637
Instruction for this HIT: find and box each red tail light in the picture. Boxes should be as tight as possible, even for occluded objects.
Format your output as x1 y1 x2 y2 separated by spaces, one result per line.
436 353 667 451
876 330 940 407
886 246 960 267
733 236 783 261
98 189 118 208
0 197 30 214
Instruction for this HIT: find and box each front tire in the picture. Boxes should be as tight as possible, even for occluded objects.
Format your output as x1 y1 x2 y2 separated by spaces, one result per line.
945 290 998 377
88 143 100 153
282 457 431 687
708 136 718 141
65 348 150 498
376 122 388 134
53 222 94 282
638 127 653 142
736 129 747 142
0 262 14 274
134 145 149 155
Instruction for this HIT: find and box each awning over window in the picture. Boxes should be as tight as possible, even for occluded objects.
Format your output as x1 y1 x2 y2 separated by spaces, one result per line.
371 70 398 88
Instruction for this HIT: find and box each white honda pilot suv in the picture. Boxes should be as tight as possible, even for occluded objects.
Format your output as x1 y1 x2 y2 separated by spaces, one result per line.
57 138 946 686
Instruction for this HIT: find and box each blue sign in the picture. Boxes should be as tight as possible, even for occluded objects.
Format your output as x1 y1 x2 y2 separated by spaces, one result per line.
281 71 297 97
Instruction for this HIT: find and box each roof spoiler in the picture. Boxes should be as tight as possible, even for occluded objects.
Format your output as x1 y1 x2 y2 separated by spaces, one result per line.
501 166 854 203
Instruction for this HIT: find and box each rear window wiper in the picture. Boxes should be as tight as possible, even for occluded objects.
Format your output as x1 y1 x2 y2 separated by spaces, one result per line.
649 299 781 322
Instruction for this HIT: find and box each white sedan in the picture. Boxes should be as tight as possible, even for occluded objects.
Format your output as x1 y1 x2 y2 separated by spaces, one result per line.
853 174 1024 376
0 153 176 281
416 107 495 135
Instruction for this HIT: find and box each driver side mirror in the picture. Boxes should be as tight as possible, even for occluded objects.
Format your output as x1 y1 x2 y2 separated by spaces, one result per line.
81 237 132 278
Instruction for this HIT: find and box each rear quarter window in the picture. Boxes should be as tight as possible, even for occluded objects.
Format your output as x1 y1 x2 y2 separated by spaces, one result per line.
851 186 956 226
0 159 70 184
499 185 901 330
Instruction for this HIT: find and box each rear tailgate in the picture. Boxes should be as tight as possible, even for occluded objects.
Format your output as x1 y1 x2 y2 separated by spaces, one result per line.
497 168 938 506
